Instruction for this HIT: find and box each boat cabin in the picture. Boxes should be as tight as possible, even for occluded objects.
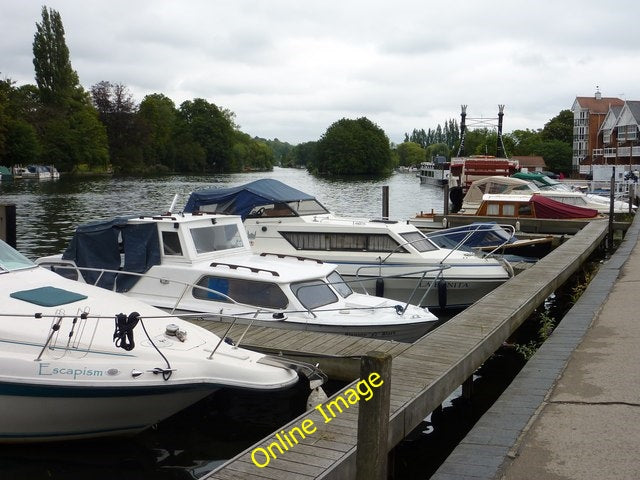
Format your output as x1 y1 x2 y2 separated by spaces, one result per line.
477 194 599 219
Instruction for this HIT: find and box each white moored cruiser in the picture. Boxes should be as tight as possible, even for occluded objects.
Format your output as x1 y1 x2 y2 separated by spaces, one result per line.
183 179 514 310
1 239 300 442
37 213 439 342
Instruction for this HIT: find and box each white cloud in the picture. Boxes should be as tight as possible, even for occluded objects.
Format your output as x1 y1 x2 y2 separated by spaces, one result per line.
2 0 640 144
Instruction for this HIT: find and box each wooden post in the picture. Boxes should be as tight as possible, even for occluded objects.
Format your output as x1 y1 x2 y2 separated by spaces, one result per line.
356 351 392 480
608 167 615 251
0 204 17 248
462 376 474 402
443 182 450 216
382 186 389 220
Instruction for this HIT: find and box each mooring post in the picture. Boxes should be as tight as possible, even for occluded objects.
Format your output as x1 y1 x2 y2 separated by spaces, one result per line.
462 376 473 402
608 167 615 251
356 351 392 480
0 204 17 249
382 186 389 220
443 182 450 216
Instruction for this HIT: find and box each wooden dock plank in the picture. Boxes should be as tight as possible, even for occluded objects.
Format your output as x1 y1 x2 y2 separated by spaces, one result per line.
203 221 609 480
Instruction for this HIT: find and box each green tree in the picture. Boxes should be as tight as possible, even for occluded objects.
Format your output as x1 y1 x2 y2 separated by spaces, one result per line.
314 117 392 175
4 118 40 164
138 93 177 170
541 110 573 144
32 7 82 106
288 141 317 168
535 140 572 174
91 81 143 172
396 141 425 167
425 142 450 160
177 98 234 172
31 7 108 172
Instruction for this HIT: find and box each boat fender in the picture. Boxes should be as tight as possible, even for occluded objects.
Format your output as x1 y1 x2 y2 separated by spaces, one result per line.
449 186 463 213
113 312 140 351
437 280 447 309
375 277 384 297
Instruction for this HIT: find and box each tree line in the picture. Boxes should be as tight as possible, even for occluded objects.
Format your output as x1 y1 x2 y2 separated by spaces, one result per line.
0 7 573 177
0 7 277 175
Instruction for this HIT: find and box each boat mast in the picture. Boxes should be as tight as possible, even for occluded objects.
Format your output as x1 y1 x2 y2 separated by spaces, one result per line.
457 105 467 157
496 104 506 158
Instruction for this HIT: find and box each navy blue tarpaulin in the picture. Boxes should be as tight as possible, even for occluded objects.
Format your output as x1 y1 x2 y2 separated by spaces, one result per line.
62 217 161 292
183 179 315 219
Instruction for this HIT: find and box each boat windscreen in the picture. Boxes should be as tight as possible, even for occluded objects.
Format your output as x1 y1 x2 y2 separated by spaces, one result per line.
292 280 339 309
400 232 438 252
287 199 329 216
0 240 35 272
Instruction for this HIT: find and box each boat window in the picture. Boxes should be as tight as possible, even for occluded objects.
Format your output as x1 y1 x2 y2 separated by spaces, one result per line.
162 231 183 256
518 203 532 216
193 276 288 309
400 231 438 252
287 199 329 216
248 203 297 218
327 271 353 298
0 241 35 272
190 224 244 254
486 203 500 216
503 204 515 216
280 231 406 253
292 280 339 309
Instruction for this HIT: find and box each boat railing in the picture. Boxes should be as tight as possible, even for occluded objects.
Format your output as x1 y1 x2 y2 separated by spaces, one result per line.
352 263 450 311
426 223 516 259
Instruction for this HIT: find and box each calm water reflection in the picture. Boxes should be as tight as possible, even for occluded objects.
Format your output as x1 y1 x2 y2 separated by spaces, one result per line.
0 167 443 259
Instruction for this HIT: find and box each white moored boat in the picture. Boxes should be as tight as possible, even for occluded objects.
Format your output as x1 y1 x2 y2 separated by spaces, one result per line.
1 239 300 442
183 179 514 310
37 213 439 342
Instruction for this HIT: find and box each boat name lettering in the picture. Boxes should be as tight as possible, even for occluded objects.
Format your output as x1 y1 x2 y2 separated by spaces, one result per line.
251 372 384 468
420 281 470 289
38 363 104 379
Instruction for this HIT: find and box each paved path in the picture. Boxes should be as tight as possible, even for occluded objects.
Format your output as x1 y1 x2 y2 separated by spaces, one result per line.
432 213 640 480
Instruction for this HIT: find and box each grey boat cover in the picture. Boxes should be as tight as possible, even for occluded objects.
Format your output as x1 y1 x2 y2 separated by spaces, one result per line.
62 217 161 292
183 179 316 219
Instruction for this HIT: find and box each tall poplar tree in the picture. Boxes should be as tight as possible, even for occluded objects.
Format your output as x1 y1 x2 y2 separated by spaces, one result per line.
32 6 81 105
31 6 108 171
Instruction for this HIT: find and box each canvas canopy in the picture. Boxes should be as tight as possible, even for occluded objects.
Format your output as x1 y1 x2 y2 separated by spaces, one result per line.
463 176 538 206
512 172 559 188
62 217 161 292
184 179 322 219
531 195 598 219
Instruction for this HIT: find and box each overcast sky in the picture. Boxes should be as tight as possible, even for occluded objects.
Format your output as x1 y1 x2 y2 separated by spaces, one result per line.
2 1 639 145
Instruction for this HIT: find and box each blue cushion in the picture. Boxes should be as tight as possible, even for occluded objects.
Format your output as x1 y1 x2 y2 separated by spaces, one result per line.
10 286 88 307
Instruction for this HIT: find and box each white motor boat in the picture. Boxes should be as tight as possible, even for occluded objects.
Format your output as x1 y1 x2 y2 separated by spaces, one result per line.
37 213 439 342
0 239 300 442
461 175 632 214
183 179 514 310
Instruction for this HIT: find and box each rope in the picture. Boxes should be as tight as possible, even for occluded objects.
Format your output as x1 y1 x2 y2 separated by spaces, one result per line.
113 312 140 351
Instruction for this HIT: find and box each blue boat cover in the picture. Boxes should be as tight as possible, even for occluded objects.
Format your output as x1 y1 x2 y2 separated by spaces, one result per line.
10 286 88 307
184 179 315 219
62 217 161 292
426 222 514 250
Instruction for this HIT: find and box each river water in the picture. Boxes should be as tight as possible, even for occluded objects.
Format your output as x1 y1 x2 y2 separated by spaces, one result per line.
0 167 444 260
0 168 445 480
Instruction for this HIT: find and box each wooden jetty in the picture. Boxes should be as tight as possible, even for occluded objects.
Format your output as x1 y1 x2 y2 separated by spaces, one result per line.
199 220 609 480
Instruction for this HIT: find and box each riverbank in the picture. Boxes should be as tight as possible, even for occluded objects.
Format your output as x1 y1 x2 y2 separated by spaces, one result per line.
432 211 640 480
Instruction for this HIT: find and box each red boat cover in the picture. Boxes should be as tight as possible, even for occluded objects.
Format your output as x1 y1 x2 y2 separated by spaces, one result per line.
532 195 598 219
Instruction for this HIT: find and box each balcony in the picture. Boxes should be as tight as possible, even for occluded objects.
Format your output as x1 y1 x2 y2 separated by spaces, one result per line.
604 148 616 158
592 148 603 157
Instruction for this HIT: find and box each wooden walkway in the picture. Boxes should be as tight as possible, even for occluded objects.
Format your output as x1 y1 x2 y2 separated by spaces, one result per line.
201 221 608 480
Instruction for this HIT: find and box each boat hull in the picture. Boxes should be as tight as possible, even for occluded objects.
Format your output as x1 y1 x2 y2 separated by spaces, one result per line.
185 312 440 343
340 271 507 309
0 382 215 442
